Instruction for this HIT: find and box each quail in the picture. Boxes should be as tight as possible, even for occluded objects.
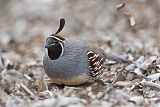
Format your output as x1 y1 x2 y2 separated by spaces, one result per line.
43 18 130 88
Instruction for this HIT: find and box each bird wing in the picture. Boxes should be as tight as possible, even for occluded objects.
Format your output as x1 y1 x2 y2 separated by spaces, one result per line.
85 43 106 78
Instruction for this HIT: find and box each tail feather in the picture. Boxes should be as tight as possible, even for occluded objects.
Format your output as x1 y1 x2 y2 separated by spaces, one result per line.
105 53 131 63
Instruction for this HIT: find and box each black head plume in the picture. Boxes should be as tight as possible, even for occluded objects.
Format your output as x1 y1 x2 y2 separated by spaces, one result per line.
54 18 65 35
49 18 65 41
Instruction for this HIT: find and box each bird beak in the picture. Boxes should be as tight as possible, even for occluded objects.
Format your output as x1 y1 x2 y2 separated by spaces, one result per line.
45 44 51 48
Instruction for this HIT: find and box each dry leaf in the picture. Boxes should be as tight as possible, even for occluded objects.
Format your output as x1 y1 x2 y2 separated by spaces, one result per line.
116 3 125 10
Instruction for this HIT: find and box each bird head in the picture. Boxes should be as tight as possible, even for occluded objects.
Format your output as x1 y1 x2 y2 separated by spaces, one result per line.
45 18 65 60
45 18 65 48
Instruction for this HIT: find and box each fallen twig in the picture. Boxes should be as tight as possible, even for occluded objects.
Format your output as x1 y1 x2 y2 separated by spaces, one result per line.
141 80 160 91
19 82 34 96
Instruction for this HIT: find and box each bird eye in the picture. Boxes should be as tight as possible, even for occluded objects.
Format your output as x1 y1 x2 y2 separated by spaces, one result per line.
55 41 59 44
51 41 58 45
51 42 55 45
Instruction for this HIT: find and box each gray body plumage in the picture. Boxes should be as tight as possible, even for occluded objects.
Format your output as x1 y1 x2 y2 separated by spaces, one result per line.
43 38 130 86
43 39 103 80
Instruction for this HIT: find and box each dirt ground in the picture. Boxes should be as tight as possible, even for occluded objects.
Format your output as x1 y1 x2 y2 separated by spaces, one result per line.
0 0 160 107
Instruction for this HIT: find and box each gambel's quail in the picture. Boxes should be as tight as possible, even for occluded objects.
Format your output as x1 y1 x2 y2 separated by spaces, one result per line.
43 18 130 88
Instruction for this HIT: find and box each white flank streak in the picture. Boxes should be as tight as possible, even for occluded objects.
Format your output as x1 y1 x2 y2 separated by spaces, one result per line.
91 71 94 73
94 67 98 71
96 54 99 58
93 54 97 58
87 51 93 54
93 61 98 66
93 61 101 66
92 54 99 61
89 57 93 60
99 65 102 69
99 58 103 63
92 57 97 61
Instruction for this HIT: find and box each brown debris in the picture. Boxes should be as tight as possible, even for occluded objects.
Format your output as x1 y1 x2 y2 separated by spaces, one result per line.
116 3 125 10
124 11 136 26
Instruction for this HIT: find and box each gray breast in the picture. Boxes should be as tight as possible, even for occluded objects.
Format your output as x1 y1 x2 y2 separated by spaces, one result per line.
43 39 90 79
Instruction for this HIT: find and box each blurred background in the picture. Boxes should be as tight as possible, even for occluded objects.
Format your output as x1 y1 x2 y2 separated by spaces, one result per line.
0 0 160 106
0 0 160 61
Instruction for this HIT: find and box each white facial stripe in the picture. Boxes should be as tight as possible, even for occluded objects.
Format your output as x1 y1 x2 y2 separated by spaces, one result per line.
59 42 64 56
49 36 64 42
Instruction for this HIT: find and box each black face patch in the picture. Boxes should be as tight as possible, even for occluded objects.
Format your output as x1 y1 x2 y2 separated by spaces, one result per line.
45 36 64 60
